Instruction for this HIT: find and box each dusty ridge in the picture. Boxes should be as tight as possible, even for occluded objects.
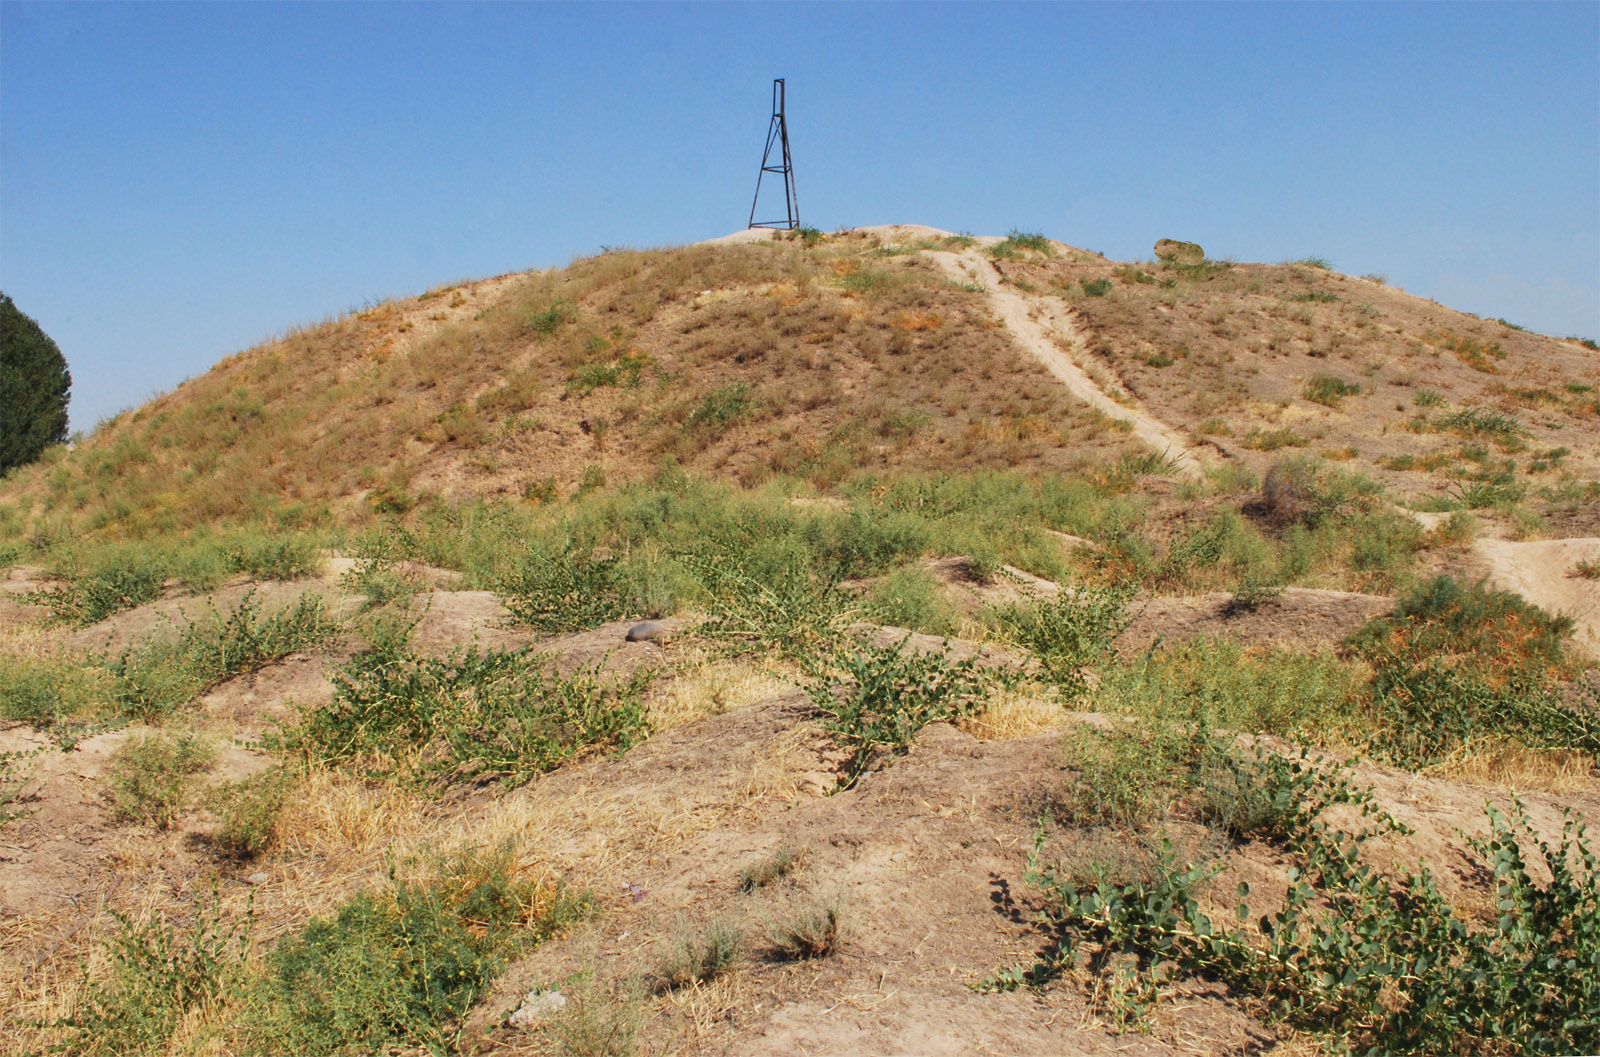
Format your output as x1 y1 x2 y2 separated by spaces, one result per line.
930 250 1208 479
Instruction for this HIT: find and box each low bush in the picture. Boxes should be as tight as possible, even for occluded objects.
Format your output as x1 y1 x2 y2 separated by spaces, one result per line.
499 543 631 633
107 731 215 830
206 767 289 859
768 895 842 960
804 635 988 789
991 585 1133 693
107 590 336 721
993 758 1599 1056
655 918 743 990
250 845 589 1055
1302 374 1361 407
283 644 650 788
59 886 250 1057
740 844 806 891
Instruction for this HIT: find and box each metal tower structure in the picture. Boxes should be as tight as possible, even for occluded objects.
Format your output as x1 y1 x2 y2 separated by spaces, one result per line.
748 79 799 230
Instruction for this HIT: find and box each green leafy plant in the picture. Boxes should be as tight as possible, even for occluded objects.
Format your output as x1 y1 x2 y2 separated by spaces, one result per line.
997 783 1598 1056
206 767 289 859
499 544 630 632
283 644 649 788
58 885 251 1057
804 635 987 789
251 845 589 1055
991 586 1133 693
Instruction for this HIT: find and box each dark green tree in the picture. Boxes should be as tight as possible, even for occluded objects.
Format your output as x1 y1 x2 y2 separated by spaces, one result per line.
1 291 72 474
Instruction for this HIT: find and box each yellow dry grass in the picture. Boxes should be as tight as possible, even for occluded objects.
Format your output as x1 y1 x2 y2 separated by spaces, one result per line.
1423 738 1596 795
958 689 1069 740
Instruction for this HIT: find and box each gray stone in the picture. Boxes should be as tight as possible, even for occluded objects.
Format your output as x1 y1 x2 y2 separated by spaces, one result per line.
625 621 668 643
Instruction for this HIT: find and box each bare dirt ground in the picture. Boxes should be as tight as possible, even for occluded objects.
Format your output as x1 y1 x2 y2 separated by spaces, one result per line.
1471 537 1600 661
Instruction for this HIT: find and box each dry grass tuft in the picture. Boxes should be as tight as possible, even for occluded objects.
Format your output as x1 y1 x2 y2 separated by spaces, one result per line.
1423 739 1595 794
958 689 1068 740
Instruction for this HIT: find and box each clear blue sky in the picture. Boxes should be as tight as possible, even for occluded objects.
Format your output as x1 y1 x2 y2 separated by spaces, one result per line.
3 1 1597 433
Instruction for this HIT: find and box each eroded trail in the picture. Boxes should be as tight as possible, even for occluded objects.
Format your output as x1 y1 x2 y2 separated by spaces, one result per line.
929 250 1207 479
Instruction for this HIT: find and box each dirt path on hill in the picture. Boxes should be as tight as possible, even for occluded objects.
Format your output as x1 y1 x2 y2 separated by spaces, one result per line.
928 250 1206 480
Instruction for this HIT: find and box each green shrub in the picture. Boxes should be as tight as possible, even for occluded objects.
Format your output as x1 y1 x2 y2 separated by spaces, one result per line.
1348 575 1574 687
1104 638 1364 739
568 352 648 395
107 591 336 721
251 845 589 1055
58 886 250 1057
989 230 1054 259
37 546 168 624
863 566 957 636
1241 428 1307 452
805 635 988 789
996 769 1599 1057
685 382 754 432
1302 374 1361 407
526 300 575 335
283 645 649 788
207 768 289 859
1080 277 1113 297
1438 407 1526 440
107 731 215 830
499 544 630 632
991 585 1133 693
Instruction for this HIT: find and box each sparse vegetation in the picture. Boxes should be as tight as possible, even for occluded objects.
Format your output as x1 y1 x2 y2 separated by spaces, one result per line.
1302 374 1361 407
655 917 743 990
107 731 215 830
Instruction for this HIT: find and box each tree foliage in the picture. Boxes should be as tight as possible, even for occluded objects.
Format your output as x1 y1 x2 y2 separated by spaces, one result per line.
1 291 72 473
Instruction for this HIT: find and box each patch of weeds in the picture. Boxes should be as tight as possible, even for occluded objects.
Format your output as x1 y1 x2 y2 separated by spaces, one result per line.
283 645 650 788
1302 374 1361 407
768 894 842 960
206 767 289 859
107 731 215 830
533 974 643 1057
1413 389 1446 407
989 230 1054 258
838 267 891 294
1438 406 1526 442
1112 265 1155 285
57 885 251 1057
1349 574 1574 687
1055 719 1219 831
1240 427 1307 452
251 844 590 1056
686 549 851 658
1572 559 1600 580
107 591 336 721
991 586 1133 694
0 656 110 736
1290 255 1332 269
526 299 575 336
1104 639 1365 742
568 352 649 395
342 525 425 609
1428 329 1507 373
499 543 630 632
1196 417 1231 436
1259 456 1382 528
995 774 1599 1057
1288 290 1339 303
804 634 987 789
1079 277 1113 297
740 844 806 892
34 547 167 624
685 382 754 432
863 565 958 636
655 918 743 991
